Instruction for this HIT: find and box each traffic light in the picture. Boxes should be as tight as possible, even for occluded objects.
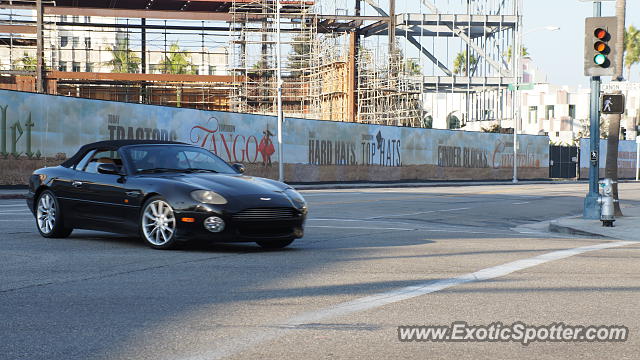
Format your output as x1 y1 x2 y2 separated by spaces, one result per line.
584 17 618 76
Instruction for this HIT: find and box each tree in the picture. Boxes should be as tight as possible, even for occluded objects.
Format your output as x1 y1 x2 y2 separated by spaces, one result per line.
159 43 196 75
505 46 529 63
453 51 478 76
12 52 37 71
288 34 313 77
604 0 626 217
404 59 422 76
623 25 640 79
105 38 140 73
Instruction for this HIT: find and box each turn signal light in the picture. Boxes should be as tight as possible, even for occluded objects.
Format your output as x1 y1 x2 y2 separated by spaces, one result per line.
181 217 196 223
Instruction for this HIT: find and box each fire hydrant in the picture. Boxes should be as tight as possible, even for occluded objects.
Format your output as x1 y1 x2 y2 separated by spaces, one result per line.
597 178 616 227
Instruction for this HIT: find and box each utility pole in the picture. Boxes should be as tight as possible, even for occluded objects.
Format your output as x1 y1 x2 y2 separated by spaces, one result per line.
35 0 45 93
276 0 285 182
388 0 396 56
584 1 602 219
604 0 626 216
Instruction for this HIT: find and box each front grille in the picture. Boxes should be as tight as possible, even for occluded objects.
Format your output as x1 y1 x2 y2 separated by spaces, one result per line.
232 207 298 221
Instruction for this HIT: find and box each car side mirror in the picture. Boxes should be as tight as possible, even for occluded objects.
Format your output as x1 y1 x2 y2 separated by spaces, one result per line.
97 163 122 175
232 163 246 174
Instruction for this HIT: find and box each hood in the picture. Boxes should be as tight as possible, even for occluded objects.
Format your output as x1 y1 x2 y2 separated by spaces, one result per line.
152 173 288 196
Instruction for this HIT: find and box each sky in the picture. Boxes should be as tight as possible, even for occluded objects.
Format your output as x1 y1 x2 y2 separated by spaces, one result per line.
524 0 640 87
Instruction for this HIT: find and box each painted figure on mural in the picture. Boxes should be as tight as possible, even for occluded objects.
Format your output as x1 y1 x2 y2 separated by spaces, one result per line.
258 129 275 166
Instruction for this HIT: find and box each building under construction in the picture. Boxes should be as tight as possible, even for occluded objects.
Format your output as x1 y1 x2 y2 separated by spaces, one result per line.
0 0 522 129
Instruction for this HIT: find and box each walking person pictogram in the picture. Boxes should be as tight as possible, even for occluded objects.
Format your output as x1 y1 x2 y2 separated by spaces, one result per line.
603 97 613 112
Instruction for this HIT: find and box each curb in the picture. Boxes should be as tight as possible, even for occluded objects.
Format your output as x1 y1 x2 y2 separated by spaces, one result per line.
548 221 607 238
0 194 26 200
293 180 582 191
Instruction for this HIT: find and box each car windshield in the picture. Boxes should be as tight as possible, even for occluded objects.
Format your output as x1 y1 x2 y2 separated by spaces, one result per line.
125 145 237 174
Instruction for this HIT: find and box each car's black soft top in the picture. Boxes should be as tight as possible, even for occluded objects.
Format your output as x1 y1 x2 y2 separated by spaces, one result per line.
61 140 187 168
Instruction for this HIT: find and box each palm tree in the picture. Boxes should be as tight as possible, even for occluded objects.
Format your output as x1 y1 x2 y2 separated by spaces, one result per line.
404 59 422 76
159 43 196 75
505 46 529 63
12 52 37 71
624 25 640 79
453 51 478 76
604 0 626 217
105 38 140 73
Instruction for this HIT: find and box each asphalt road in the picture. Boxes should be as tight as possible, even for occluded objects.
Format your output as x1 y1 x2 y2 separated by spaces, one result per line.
1 182 640 360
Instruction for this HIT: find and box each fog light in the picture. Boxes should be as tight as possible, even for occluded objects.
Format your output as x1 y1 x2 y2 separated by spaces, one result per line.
204 216 225 233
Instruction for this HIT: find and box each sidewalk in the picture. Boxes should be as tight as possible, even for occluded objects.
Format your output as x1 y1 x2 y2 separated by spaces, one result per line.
0 189 28 200
548 205 640 241
0 180 582 200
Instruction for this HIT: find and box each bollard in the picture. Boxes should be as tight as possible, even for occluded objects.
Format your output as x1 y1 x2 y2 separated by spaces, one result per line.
597 178 616 227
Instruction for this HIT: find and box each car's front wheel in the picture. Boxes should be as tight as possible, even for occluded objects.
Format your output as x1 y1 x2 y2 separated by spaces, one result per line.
256 238 295 250
36 190 73 238
140 196 179 250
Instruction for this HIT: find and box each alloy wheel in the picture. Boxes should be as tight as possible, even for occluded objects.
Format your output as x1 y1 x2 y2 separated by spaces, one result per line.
36 193 56 234
142 200 176 246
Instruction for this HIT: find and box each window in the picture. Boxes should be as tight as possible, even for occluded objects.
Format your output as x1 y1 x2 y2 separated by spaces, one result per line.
84 16 90 23
209 65 217 75
545 105 555 120
569 105 576 119
72 37 79 48
72 62 81 72
60 36 68 47
58 62 67 72
528 106 538 124
82 150 122 174
73 150 95 170
84 37 91 49
60 15 68 22
72 16 80 23
85 62 93 72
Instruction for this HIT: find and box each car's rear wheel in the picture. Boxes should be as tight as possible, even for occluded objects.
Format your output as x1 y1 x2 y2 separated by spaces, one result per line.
36 190 73 238
256 238 295 250
140 196 179 250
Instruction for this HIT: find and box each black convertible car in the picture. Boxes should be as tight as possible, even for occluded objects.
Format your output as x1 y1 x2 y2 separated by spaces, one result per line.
26 140 307 249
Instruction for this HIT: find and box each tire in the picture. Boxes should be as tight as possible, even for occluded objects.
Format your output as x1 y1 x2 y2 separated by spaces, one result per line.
35 190 73 238
140 196 179 250
256 238 295 250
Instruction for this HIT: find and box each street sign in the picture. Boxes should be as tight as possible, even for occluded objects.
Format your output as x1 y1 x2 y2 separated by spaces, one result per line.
601 94 625 114
507 83 534 91
591 151 598 162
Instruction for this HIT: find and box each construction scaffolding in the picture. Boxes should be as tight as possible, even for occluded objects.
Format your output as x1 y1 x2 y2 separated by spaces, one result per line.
229 0 320 118
0 0 522 129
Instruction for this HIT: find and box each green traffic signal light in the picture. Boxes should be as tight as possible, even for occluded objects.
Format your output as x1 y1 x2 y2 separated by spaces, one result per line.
594 54 607 65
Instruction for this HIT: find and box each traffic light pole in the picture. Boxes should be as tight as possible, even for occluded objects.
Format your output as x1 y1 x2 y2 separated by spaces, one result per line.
584 1 602 219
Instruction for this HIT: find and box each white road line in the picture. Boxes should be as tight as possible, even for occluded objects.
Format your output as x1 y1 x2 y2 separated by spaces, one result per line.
364 210 435 220
185 240 636 360
307 225 414 231
0 219 32 222
512 202 530 205
0 204 27 207
363 207 470 220
438 207 471 212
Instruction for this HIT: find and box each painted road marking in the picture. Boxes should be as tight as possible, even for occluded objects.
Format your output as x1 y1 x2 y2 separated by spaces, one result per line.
512 201 530 205
0 204 27 207
364 207 470 220
184 240 636 360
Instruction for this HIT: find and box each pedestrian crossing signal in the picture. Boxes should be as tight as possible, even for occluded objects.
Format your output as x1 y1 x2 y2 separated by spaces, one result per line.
601 94 625 115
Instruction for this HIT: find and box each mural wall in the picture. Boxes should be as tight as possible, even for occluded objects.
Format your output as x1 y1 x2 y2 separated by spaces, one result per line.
0 90 550 185
579 139 638 179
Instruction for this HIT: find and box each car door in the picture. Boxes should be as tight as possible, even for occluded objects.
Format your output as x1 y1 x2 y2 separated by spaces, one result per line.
72 149 135 232
52 149 95 226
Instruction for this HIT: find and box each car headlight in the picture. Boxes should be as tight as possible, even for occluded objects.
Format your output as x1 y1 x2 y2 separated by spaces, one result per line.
191 190 228 205
284 188 306 207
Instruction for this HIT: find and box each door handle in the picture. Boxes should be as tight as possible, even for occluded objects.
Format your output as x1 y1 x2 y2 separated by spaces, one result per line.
72 181 83 187
126 191 141 198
